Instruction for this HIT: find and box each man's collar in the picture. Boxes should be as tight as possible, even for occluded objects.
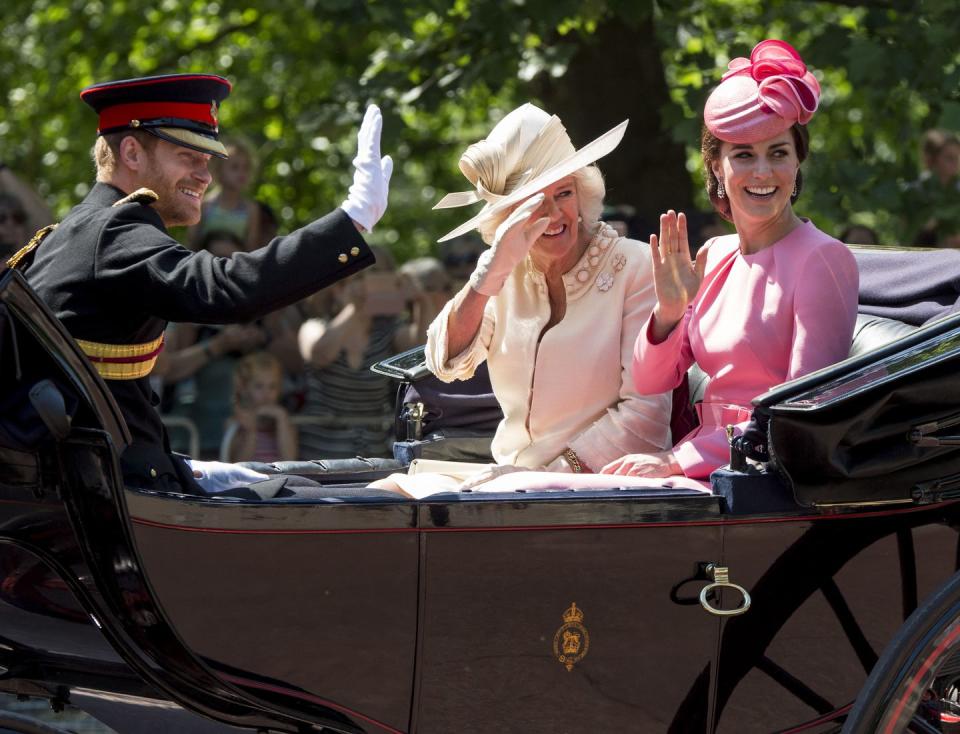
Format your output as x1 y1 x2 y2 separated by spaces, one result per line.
85 182 127 207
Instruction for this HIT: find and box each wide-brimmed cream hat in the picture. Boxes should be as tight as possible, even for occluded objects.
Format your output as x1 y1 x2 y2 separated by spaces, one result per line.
434 104 628 243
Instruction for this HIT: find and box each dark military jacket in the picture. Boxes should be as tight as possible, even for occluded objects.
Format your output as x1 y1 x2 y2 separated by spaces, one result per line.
22 182 373 490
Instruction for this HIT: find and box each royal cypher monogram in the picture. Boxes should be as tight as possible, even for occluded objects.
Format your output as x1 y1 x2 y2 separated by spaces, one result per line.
553 602 590 671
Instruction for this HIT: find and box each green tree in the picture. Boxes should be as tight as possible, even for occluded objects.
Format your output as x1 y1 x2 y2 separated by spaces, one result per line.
1 0 959 259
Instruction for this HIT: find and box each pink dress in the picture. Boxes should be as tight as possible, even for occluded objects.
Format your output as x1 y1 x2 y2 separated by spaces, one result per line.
634 220 859 479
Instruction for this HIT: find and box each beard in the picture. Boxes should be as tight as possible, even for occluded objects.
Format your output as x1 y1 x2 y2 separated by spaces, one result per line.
150 177 202 228
140 155 203 228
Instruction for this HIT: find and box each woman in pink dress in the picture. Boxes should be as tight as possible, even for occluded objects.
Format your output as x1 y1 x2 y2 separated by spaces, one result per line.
602 39 859 481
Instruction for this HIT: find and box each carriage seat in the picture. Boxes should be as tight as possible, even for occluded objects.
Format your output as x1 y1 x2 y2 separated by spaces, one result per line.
239 455 403 482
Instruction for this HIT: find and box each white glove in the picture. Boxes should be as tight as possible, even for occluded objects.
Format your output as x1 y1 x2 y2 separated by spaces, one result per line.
186 459 270 494
340 104 393 232
469 193 550 296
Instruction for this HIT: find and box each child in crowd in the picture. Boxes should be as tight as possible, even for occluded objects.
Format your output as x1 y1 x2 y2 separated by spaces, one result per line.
223 352 297 463
188 138 265 251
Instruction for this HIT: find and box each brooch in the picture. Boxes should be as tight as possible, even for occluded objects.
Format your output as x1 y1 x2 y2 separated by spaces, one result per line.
596 272 614 292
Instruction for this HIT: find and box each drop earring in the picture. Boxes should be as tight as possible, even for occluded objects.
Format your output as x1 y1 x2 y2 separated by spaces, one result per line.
792 181 798 197
716 179 725 199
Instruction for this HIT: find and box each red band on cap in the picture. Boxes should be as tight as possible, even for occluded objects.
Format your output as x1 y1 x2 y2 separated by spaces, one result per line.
98 101 215 131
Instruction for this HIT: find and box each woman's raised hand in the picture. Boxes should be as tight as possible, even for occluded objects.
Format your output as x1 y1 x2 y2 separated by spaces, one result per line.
650 210 707 335
468 194 550 297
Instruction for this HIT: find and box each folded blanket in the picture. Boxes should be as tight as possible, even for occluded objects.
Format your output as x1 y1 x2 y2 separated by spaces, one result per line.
389 466 710 499
855 247 960 326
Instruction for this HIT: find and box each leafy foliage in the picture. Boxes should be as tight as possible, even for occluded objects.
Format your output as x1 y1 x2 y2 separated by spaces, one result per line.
1 0 958 258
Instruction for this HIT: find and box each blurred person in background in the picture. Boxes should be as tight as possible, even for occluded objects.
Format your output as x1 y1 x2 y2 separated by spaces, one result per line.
163 229 267 457
163 318 267 459
921 129 960 186
297 245 428 459
257 200 280 243
0 163 54 263
222 351 297 462
188 137 265 251
905 129 960 246
600 203 637 238
399 256 453 343
839 224 879 245
438 233 486 292
197 228 244 258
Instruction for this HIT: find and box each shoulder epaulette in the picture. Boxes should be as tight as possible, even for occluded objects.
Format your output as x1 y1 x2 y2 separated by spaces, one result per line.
112 188 159 207
6 223 58 271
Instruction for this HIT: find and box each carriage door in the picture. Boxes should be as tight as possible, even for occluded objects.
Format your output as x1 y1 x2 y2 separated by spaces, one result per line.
411 490 725 734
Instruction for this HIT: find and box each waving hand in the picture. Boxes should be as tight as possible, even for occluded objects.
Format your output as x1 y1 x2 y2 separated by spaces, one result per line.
341 105 393 232
468 193 550 297
649 210 708 340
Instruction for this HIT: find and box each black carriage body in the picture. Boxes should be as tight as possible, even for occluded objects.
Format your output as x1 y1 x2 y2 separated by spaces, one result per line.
3 265 960 733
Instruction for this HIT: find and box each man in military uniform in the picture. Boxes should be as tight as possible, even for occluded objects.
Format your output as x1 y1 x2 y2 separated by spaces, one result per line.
11 73 393 495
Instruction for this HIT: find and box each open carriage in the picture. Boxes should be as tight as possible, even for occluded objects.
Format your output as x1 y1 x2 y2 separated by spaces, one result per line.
2 247 960 734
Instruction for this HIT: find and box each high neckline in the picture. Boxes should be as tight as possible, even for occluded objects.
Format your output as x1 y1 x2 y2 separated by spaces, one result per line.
739 218 812 260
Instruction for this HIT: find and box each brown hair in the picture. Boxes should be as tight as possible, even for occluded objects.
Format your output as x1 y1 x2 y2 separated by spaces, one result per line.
92 130 158 182
233 351 283 406
210 136 258 181
920 128 960 169
701 123 810 222
0 193 27 225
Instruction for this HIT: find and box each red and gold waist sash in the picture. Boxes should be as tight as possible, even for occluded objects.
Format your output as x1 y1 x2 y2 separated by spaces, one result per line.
76 334 164 380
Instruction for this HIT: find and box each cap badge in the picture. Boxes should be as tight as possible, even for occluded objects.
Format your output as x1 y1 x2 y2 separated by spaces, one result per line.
210 100 219 130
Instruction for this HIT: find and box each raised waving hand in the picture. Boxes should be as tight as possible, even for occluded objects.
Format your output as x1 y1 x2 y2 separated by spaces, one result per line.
649 210 708 341
341 104 394 232
469 193 550 297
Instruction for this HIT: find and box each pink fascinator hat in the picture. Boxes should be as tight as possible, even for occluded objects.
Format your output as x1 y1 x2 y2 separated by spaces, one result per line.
704 39 820 144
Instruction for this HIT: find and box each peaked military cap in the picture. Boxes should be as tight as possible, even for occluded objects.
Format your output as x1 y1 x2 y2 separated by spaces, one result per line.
81 73 232 158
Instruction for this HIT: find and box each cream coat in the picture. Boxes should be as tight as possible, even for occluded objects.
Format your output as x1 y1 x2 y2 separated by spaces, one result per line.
426 223 672 470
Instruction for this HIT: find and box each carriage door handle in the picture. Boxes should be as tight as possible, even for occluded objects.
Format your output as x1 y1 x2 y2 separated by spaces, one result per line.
699 564 752 617
910 414 960 447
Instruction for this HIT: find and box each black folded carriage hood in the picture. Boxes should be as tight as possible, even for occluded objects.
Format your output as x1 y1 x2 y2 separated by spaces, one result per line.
753 310 960 508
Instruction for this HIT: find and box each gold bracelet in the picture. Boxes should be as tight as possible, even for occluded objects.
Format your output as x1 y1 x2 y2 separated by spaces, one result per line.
563 448 583 473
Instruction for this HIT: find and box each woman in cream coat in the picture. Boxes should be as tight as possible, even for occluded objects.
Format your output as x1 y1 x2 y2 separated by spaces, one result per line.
379 104 672 493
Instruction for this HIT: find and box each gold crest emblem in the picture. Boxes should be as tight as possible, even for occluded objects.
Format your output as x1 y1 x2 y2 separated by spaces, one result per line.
210 100 219 130
553 602 589 671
